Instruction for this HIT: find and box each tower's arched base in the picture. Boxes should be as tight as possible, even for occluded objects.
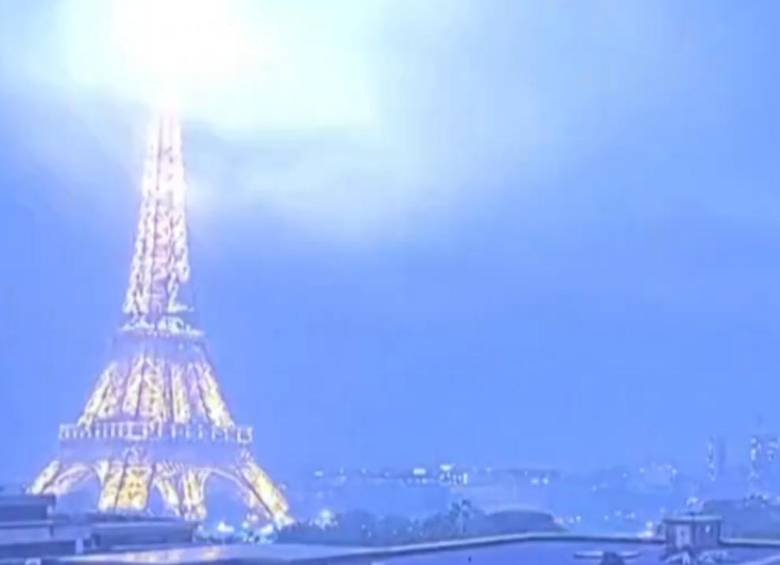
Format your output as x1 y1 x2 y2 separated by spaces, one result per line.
29 447 290 525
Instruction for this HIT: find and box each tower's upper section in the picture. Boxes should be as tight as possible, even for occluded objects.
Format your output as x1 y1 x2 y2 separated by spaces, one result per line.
123 115 197 337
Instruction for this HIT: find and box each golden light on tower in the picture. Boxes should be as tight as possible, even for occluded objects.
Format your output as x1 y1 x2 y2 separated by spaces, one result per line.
30 2 292 522
30 115 292 524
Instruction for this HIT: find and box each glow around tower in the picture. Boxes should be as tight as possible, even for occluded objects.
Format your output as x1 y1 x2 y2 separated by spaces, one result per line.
30 114 292 525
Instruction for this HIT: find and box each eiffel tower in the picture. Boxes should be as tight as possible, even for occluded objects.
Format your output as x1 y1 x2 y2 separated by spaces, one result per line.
29 114 291 524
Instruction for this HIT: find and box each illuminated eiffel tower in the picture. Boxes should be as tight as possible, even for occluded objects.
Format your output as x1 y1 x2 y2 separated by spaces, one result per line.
29 114 291 524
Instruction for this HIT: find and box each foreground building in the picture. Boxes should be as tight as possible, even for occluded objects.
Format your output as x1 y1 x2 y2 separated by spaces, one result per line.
0 492 196 560
29 115 290 524
40 516 780 565
2 492 779 565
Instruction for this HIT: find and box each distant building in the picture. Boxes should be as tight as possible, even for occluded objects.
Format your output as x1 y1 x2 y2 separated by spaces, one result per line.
663 514 722 555
707 436 727 482
749 433 780 492
287 464 559 519
288 466 453 518
636 462 679 489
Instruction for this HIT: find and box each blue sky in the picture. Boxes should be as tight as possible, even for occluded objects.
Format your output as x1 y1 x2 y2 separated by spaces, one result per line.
1 1 780 482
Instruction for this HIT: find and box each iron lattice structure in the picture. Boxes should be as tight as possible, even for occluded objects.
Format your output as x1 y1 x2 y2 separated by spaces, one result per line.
30 115 291 524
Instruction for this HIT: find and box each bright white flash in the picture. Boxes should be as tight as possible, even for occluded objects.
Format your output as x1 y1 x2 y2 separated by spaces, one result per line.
59 0 374 131
110 0 264 101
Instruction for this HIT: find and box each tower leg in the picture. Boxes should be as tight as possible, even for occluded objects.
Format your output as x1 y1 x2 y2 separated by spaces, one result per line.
233 450 291 526
179 468 208 521
29 460 96 497
153 463 183 517
96 449 153 513
29 460 61 494
32 455 292 525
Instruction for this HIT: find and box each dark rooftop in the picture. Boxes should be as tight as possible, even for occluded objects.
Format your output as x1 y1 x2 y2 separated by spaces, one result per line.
46 534 780 565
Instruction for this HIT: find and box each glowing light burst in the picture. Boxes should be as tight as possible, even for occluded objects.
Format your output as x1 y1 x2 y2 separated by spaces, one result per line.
59 0 374 131
56 1 414 241
109 0 263 101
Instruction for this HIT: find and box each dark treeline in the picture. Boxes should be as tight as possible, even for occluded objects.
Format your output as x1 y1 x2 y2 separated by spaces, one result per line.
277 500 564 546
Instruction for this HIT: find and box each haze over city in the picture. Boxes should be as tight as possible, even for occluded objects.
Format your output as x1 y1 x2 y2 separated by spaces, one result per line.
1 0 780 488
